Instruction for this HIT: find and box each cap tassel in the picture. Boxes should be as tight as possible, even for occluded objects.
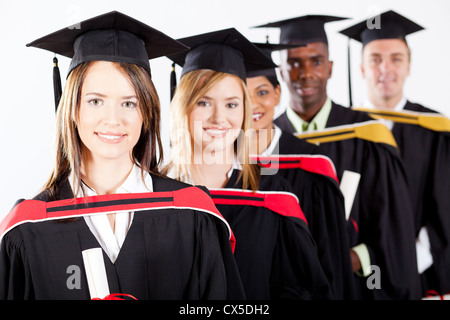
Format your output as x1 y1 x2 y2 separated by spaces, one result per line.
347 39 353 107
170 62 177 101
53 55 62 112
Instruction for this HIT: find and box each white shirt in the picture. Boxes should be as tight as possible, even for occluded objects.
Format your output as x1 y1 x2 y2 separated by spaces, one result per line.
70 164 153 263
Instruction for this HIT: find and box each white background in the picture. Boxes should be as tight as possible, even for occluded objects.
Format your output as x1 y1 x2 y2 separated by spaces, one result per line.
1 0 449 218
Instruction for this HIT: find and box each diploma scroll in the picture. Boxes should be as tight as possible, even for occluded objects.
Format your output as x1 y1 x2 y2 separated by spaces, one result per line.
82 247 110 299
339 170 361 221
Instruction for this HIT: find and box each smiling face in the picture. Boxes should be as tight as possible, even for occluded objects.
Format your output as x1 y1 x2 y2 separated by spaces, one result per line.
246 76 280 131
361 39 411 108
188 75 244 160
77 61 143 167
280 42 333 119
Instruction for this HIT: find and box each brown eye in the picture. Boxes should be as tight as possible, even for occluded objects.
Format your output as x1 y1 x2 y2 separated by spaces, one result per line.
197 100 210 107
122 101 137 109
88 99 102 106
257 90 269 97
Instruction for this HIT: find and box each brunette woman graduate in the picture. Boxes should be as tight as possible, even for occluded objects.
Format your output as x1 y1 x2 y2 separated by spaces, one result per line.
0 11 244 300
246 42 356 299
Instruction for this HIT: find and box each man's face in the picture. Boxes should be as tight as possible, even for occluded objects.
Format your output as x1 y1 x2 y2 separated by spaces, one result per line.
280 42 333 112
361 39 411 106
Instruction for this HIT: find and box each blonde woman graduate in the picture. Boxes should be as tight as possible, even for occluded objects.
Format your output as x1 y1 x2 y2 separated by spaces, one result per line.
164 28 333 300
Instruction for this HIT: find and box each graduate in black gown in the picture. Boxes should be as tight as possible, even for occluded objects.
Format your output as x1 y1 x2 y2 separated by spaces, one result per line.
164 28 333 299
340 10 450 296
0 11 245 300
245 43 356 299
255 15 421 299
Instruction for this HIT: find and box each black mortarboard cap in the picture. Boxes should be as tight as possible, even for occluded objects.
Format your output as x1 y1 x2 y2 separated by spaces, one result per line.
253 15 348 45
339 10 424 106
27 11 188 77
168 28 277 82
246 42 300 79
339 10 424 47
26 11 188 110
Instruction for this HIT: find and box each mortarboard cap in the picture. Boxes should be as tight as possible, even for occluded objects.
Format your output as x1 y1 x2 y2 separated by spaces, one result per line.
168 28 277 82
26 11 188 110
246 42 301 79
253 15 348 45
27 10 188 77
339 10 424 47
339 10 424 106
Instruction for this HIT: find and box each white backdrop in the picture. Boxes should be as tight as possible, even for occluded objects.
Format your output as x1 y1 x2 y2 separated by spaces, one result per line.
1 0 449 218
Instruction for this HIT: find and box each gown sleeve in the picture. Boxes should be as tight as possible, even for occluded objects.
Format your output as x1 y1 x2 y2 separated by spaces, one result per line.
0 227 34 300
260 174 334 300
293 172 356 299
355 142 421 299
427 131 450 292
276 132 356 299
193 208 245 300
270 214 334 300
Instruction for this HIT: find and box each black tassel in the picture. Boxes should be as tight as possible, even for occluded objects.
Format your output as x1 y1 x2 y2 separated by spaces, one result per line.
170 62 177 101
53 55 62 112
347 39 353 107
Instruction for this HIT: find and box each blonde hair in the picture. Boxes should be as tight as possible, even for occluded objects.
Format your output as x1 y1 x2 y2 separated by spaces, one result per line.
43 61 163 200
165 69 260 191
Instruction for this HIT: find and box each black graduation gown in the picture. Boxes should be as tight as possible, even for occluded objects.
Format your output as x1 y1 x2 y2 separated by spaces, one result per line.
275 102 421 300
210 170 333 300
0 173 245 300
358 101 450 295
275 131 357 300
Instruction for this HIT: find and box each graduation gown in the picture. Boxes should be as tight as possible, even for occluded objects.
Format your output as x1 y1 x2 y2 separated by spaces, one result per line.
210 170 333 300
274 101 374 134
355 101 450 295
0 173 245 300
275 102 421 300
253 131 357 300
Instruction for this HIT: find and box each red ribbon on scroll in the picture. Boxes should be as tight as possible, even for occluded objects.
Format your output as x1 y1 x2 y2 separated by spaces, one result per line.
92 293 138 300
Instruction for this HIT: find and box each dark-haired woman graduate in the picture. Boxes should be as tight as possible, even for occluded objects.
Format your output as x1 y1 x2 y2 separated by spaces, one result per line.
246 42 357 300
0 11 244 300
164 28 333 300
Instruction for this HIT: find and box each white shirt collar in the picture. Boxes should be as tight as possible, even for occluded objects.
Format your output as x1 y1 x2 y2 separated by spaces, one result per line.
70 163 153 196
69 163 153 263
227 156 243 178
258 125 282 156
115 164 153 194
362 96 407 130
168 156 242 183
362 96 407 112
394 96 408 112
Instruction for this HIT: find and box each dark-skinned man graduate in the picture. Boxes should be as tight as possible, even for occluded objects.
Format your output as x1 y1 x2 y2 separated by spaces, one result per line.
254 14 421 300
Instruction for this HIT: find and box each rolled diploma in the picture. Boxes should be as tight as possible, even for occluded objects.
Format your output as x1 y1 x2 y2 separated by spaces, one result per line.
339 170 361 221
82 247 110 299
